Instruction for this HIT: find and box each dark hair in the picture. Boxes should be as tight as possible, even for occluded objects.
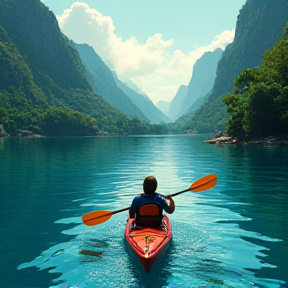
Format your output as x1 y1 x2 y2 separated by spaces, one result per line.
143 176 157 195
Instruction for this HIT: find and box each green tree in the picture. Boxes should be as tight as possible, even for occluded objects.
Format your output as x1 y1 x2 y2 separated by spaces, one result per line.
223 31 288 139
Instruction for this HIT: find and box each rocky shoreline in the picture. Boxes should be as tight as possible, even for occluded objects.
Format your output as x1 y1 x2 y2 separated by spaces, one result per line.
1 123 287 146
204 135 288 146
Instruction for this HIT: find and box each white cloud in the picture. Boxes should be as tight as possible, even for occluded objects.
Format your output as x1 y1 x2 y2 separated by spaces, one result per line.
57 2 235 103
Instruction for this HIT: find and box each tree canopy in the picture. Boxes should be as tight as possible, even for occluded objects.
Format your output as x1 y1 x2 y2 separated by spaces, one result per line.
223 27 288 139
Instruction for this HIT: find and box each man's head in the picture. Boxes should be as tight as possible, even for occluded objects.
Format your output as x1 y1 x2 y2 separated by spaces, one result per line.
143 176 157 195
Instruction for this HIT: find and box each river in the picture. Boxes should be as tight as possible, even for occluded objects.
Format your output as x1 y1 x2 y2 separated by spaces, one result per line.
0 135 287 288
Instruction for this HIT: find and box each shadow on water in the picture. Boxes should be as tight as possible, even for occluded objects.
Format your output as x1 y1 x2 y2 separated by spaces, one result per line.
123 237 246 288
124 238 174 288
78 239 108 263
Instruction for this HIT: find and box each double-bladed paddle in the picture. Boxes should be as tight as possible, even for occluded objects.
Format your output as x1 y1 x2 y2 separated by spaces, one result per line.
82 173 217 226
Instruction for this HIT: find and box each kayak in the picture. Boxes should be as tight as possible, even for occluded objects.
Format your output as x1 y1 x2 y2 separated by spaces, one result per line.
124 215 172 273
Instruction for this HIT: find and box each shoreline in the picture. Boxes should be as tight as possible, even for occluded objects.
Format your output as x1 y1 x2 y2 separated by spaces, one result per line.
204 135 288 147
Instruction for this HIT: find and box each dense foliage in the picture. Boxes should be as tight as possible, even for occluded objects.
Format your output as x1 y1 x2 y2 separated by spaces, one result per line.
0 0 168 137
223 27 288 139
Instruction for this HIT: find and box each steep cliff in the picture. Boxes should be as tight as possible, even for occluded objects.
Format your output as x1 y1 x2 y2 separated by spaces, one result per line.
181 0 288 133
0 0 151 135
0 0 90 91
73 42 150 122
177 48 223 118
167 85 188 121
114 75 170 124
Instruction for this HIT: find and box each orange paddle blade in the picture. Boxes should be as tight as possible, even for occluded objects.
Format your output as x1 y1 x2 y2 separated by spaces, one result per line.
82 210 113 226
189 174 217 192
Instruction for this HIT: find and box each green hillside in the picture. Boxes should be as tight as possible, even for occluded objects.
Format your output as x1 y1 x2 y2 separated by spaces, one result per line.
73 42 150 122
0 0 161 136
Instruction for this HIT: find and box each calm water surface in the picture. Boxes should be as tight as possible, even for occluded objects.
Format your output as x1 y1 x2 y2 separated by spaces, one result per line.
0 135 288 288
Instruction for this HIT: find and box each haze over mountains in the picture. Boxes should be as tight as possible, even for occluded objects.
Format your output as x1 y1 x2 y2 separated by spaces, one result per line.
73 42 169 124
164 49 223 121
166 85 188 121
113 74 170 124
177 49 223 117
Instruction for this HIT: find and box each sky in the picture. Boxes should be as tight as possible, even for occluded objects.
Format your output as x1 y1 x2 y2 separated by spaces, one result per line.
41 0 246 104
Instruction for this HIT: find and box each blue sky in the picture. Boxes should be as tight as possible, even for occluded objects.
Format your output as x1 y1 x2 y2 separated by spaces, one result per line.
41 0 246 103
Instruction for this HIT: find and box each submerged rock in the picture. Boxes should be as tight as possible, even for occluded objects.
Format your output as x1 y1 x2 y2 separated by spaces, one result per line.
204 135 287 146
204 136 236 145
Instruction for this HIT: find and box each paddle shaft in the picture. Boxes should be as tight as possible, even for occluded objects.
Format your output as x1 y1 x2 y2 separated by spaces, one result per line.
82 174 217 226
169 188 190 197
87 207 129 222
111 207 129 215
84 185 200 222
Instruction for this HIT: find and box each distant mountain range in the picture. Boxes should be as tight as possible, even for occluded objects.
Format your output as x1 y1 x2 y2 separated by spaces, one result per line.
166 85 187 121
73 42 170 124
113 73 170 124
177 49 223 117
154 48 223 122
73 42 149 122
155 100 170 118
1 0 288 136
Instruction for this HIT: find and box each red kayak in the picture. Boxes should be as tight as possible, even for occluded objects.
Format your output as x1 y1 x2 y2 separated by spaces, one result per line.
124 215 172 272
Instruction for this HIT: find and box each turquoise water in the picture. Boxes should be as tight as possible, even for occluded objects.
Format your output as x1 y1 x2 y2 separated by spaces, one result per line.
0 135 288 288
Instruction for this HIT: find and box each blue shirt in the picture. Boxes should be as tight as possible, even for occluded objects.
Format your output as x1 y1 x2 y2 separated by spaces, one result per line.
129 193 170 218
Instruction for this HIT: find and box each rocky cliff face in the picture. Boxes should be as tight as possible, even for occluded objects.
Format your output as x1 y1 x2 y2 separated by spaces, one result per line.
167 85 188 121
211 0 288 101
0 0 90 90
177 48 223 118
0 0 132 135
183 0 288 132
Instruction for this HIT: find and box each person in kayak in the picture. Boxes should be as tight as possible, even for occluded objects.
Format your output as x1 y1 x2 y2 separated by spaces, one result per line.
129 176 175 227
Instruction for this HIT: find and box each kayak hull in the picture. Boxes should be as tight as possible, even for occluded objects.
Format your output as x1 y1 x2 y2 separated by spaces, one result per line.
124 215 172 273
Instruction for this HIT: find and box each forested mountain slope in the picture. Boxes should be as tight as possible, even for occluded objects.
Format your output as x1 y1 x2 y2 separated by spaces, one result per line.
0 0 159 136
73 42 149 122
178 0 288 133
114 75 170 124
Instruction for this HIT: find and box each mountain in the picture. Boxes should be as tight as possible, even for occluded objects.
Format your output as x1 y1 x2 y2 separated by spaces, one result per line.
73 42 149 122
114 74 170 124
117 76 144 95
155 100 170 118
0 0 161 136
176 49 223 119
167 85 188 122
223 25 288 139
179 0 288 133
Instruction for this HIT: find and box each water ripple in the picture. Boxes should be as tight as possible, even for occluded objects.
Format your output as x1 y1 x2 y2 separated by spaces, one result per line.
1 136 287 288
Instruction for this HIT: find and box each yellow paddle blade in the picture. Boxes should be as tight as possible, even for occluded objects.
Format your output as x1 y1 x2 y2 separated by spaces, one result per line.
189 174 217 192
82 210 113 226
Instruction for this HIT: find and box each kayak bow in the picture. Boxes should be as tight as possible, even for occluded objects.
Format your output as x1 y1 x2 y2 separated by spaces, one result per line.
124 215 172 272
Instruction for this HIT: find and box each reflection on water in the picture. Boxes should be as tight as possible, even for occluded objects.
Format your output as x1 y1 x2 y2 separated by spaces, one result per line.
0 136 288 288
